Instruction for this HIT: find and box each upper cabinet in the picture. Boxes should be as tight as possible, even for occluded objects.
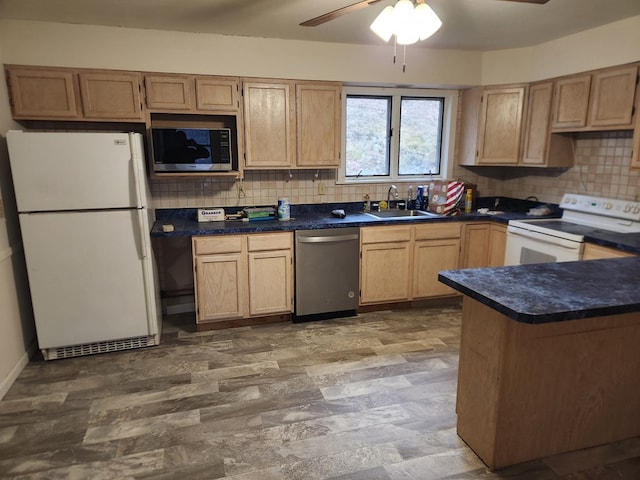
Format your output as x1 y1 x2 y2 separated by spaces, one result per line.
521 81 573 167
144 73 240 113
295 81 341 168
552 65 638 131
6 65 144 122
458 85 527 166
242 78 341 169
242 79 296 169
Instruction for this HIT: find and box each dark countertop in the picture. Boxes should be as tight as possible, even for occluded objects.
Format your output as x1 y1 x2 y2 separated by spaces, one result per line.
438 257 640 324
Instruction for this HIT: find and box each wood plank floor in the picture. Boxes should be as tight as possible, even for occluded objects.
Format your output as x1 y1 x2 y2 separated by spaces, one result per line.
1 305 640 479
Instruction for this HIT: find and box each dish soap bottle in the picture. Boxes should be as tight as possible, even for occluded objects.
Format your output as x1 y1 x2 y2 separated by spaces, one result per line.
464 189 473 214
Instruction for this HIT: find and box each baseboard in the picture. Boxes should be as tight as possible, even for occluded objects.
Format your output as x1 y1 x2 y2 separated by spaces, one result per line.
0 339 37 401
165 302 195 315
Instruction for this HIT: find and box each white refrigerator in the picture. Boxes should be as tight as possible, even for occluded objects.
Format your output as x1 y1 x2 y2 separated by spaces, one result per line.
7 130 162 360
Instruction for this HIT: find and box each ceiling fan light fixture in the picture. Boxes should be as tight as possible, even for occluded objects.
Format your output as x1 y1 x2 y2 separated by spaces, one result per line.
414 3 442 41
370 5 395 42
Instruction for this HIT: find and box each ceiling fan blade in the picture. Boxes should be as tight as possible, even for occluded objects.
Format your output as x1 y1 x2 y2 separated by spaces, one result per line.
497 0 550 4
300 0 384 27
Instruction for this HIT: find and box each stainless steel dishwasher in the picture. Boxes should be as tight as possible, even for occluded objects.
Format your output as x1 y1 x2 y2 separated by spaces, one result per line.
294 227 360 322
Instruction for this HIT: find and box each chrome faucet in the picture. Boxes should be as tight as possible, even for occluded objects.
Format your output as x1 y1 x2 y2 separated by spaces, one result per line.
387 185 398 208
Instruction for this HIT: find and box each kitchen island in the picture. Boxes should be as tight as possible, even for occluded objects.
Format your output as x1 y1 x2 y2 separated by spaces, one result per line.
438 257 640 470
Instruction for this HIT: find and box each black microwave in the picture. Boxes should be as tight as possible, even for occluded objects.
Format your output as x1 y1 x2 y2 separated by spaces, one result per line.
151 127 233 172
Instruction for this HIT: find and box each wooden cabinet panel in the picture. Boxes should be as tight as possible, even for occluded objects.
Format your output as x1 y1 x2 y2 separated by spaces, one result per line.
144 74 193 110
582 243 635 260
588 65 638 127
193 232 293 325
488 224 507 267
196 77 239 111
522 82 553 165
413 238 460 298
360 241 412 304
243 80 295 168
477 87 526 165
5 66 79 119
78 71 143 120
296 82 341 167
414 222 461 241
461 223 491 268
195 253 247 321
552 74 591 129
248 249 293 316
361 225 411 244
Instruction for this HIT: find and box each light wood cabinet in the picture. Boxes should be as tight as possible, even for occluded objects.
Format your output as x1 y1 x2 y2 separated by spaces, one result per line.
243 79 296 168
461 222 507 268
633 80 640 170
552 65 638 131
5 65 144 121
458 85 527 166
144 74 240 113
360 223 462 305
242 78 342 169
296 82 341 167
476 86 527 165
582 243 635 260
78 71 143 121
412 223 461 298
5 65 80 119
521 81 574 167
360 226 412 304
193 232 293 325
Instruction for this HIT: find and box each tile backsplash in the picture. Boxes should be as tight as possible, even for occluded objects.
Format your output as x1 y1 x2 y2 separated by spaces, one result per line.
150 132 639 209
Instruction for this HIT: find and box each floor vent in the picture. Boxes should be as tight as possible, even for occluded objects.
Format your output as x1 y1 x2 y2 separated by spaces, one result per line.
43 336 157 361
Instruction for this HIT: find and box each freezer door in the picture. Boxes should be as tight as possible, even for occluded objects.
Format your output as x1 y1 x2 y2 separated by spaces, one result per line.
19 209 155 349
7 131 147 212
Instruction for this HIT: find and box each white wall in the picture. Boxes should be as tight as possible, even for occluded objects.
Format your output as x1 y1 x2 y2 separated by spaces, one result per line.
0 39 35 400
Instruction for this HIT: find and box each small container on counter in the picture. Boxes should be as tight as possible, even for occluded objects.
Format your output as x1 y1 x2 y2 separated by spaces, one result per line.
277 197 290 221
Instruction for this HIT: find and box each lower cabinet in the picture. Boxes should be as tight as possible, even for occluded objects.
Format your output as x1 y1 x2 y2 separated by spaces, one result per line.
360 223 462 305
461 222 507 268
582 243 636 260
193 232 293 325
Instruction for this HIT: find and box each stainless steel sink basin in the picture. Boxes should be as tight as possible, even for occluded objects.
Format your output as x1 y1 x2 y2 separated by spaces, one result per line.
364 209 442 220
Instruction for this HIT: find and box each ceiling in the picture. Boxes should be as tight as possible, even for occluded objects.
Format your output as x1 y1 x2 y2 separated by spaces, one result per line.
1 0 640 51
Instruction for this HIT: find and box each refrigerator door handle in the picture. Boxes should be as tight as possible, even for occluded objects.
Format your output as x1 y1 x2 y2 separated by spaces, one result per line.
135 210 149 260
130 133 144 209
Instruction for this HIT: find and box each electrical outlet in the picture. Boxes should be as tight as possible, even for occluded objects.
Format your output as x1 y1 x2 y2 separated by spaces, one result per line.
318 182 327 195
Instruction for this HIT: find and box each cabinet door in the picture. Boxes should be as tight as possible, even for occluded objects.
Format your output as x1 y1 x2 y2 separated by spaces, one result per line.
412 238 460 298
144 74 194 111
522 82 553 165
477 87 526 165
248 249 293 316
488 224 507 267
196 77 239 111
360 242 411 304
78 71 144 121
6 66 79 119
243 80 295 168
194 253 247 322
296 82 341 167
552 74 591 129
582 243 635 260
462 223 491 268
588 65 638 128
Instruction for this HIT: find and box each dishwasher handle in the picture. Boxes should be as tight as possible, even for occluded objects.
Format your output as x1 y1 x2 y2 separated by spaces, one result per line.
297 233 359 244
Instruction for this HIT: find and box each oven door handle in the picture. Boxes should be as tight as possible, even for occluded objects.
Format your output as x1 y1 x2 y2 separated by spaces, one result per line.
507 226 582 250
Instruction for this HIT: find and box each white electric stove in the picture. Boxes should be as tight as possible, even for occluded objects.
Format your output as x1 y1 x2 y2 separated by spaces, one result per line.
504 194 640 265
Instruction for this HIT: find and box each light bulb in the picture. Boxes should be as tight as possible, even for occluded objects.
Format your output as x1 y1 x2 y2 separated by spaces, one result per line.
370 5 395 42
414 3 442 41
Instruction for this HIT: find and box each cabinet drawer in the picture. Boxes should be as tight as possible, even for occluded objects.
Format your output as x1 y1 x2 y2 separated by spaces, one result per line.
193 235 244 255
361 225 411 244
247 232 292 252
414 223 462 240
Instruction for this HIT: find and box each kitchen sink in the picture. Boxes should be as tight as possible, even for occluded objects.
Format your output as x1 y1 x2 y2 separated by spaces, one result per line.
364 209 442 220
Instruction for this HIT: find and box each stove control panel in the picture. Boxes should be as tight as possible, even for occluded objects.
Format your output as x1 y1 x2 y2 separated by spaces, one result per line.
560 194 640 221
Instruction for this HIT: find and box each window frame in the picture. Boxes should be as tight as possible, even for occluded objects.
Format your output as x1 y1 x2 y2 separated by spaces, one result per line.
338 86 458 185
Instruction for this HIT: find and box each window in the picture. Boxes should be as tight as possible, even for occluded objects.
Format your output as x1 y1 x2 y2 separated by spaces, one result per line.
339 86 458 184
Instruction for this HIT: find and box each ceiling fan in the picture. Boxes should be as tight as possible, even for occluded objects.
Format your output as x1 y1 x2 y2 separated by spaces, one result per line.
300 0 550 27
